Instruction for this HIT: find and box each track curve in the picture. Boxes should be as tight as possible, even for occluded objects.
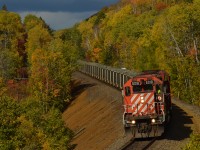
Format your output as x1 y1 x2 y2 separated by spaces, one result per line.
62 72 200 150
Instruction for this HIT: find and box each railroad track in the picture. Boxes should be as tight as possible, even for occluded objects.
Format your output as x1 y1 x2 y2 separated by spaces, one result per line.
72 71 195 150
120 137 157 150
78 62 162 150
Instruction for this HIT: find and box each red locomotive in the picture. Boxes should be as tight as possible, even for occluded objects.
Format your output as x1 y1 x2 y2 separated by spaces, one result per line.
122 70 172 138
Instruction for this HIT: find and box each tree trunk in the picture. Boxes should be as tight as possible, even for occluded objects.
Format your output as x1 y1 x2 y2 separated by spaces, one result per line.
193 38 199 65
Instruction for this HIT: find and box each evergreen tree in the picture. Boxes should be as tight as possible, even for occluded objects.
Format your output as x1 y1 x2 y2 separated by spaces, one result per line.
2 4 7 11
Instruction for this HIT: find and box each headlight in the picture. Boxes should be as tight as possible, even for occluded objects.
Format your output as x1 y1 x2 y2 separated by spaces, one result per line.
158 96 162 101
132 120 136 124
151 119 156 123
140 96 144 103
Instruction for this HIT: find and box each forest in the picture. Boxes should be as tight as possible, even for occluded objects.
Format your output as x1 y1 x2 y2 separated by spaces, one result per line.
76 0 200 148
77 0 200 106
1 0 200 149
0 5 80 149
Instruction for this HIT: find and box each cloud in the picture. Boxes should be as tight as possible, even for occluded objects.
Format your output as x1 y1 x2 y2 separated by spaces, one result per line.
1 0 119 12
1 0 119 30
19 11 97 30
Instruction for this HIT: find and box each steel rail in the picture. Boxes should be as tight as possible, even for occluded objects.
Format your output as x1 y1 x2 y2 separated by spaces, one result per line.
120 137 157 150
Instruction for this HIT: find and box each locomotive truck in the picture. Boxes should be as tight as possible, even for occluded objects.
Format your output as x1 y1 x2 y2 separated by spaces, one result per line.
122 70 172 138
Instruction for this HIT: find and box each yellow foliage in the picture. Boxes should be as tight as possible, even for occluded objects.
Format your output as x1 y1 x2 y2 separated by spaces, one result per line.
42 141 51 150
17 115 33 128
0 87 7 96
0 77 3 85
131 0 151 6
107 4 132 27
53 89 60 97
37 130 45 139
26 25 52 62
91 47 102 62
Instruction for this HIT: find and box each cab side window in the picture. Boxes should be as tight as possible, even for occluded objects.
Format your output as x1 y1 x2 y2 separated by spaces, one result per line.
125 86 131 96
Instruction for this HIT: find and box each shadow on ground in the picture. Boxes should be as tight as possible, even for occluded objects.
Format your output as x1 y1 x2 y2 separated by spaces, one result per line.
71 81 96 99
63 80 96 111
162 103 193 141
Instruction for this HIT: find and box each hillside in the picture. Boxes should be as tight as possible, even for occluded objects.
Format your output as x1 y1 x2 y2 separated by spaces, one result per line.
63 72 132 149
63 72 200 149
62 0 200 147
75 0 200 107
1 0 200 148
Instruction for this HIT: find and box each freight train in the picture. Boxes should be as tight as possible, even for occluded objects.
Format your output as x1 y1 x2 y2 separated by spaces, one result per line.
79 60 138 89
79 61 172 138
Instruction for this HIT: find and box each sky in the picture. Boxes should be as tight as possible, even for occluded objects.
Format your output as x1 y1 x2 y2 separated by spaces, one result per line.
0 0 119 30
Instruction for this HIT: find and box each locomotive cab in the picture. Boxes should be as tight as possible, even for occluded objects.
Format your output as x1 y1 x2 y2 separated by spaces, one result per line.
122 70 171 138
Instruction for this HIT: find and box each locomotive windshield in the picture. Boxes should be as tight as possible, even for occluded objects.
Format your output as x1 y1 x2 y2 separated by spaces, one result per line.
133 84 153 92
133 85 142 92
144 84 153 91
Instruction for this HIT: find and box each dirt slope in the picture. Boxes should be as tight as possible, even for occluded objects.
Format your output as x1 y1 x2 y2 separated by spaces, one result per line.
62 72 132 150
62 72 200 150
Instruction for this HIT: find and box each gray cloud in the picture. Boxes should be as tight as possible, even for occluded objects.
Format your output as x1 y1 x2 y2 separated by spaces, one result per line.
0 0 119 12
20 11 97 30
0 0 119 30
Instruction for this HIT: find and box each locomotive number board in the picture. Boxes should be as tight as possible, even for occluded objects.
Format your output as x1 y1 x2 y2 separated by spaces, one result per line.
131 80 154 85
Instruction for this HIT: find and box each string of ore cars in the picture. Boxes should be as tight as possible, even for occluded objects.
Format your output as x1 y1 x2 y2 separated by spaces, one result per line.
79 60 172 138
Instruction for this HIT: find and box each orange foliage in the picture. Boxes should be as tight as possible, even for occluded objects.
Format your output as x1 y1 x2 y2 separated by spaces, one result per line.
155 2 168 11
53 89 60 97
188 47 197 56
130 0 151 6
93 47 101 54
92 47 102 62
6 79 29 100
7 79 14 85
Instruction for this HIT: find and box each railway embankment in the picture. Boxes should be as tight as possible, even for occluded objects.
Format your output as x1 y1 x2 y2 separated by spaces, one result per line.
62 72 200 150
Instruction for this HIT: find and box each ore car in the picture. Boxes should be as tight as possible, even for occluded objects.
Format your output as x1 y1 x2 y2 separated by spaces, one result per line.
122 70 172 138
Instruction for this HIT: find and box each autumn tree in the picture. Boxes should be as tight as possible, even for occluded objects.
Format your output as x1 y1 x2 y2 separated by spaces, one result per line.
1 4 7 11
185 133 200 150
77 0 200 106
0 10 23 79
24 14 52 32
0 6 75 150
0 94 74 149
150 2 200 104
55 26 83 58
25 24 52 66
0 96 21 149
17 98 74 149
